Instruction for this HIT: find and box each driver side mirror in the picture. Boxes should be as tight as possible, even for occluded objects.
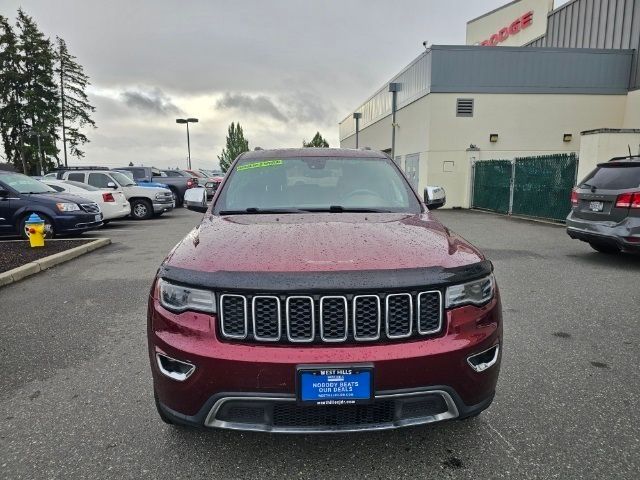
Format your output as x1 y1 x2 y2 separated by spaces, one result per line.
423 186 446 209
107 182 117 189
184 187 208 213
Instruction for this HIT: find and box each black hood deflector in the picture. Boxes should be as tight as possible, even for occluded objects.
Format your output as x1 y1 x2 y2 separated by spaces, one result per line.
158 260 493 294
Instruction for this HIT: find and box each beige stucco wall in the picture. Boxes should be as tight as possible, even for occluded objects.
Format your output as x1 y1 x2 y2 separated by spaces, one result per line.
340 92 629 208
577 131 640 183
623 89 640 128
466 0 553 46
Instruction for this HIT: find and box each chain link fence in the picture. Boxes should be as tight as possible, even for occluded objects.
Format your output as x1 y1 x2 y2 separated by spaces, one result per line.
472 153 578 222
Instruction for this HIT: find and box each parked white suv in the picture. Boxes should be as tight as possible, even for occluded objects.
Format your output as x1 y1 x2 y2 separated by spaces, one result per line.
58 169 174 220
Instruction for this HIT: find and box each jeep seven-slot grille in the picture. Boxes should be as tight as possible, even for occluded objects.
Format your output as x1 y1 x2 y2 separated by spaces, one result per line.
218 291 442 344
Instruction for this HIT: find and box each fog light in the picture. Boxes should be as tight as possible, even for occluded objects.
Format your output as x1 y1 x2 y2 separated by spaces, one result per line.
467 345 500 373
156 353 195 381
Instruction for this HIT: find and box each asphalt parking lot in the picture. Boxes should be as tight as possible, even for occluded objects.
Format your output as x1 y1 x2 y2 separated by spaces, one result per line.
1 208 638 479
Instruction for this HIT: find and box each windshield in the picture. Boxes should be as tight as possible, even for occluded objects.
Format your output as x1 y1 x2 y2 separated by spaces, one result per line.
581 164 640 190
1 173 56 194
214 156 421 214
110 171 136 186
64 180 99 191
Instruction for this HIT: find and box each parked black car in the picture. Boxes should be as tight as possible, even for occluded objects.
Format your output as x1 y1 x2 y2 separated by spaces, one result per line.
567 155 640 253
0 172 103 238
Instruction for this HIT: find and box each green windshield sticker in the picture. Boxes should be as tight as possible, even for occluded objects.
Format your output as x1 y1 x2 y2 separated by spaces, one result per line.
237 159 283 171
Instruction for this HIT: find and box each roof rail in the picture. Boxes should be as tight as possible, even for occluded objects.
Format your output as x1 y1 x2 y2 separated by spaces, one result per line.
52 166 110 171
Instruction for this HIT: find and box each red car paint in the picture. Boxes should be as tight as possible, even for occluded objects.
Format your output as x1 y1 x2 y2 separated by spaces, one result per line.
148 148 502 432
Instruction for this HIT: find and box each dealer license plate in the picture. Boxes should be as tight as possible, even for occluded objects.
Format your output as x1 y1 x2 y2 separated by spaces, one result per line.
297 366 373 405
589 201 604 212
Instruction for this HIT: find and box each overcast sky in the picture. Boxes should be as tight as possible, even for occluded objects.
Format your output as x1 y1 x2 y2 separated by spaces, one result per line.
2 0 567 170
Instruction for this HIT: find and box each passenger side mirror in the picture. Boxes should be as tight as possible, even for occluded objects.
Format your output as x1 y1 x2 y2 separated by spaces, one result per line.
107 182 117 189
184 187 208 213
0 188 9 199
423 186 446 209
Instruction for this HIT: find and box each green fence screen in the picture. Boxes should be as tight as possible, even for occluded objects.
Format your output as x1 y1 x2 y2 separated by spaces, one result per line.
512 154 577 222
472 160 512 214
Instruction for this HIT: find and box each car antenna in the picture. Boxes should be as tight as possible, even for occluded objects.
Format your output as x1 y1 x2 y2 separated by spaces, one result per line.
629 144 632 159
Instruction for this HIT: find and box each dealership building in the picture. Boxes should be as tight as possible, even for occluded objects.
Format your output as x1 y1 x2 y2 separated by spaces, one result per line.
339 0 640 209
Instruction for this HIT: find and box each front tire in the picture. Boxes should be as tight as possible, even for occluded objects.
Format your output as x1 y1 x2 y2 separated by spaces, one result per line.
171 190 183 208
130 199 153 220
589 241 620 254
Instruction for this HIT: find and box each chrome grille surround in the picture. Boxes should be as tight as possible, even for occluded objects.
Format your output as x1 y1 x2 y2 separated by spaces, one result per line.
285 296 315 343
219 294 248 339
385 293 413 339
417 290 443 335
319 296 348 343
352 295 381 341
251 296 281 342
218 290 443 344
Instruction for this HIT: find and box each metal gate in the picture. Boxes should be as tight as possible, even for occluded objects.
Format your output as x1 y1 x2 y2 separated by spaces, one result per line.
405 153 419 190
472 153 578 222
471 160 512 214
512 154 578 222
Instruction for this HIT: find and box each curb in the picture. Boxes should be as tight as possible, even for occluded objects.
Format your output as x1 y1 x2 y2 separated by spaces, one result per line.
0 238 111 288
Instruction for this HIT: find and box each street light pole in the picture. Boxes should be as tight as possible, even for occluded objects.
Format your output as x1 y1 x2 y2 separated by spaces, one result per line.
176 118 199 170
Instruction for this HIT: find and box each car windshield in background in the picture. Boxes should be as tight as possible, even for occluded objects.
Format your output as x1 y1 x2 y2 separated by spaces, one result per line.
111 171 136 186
65 180 99 191
581 164 640 190
214 157 420 214
2 173 55 194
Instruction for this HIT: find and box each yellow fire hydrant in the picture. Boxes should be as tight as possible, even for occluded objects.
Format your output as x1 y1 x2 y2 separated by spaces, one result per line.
25 213 46 248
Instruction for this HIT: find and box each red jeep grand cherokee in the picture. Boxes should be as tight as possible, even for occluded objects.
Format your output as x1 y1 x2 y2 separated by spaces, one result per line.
148 148 502 433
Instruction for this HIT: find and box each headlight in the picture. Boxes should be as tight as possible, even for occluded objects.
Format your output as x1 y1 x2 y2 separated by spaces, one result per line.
158 278 216 313
56 202 80 212
155 192 168 200
445 274 494 309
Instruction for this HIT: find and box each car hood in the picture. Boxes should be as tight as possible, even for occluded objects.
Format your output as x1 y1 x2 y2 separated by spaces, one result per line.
26 192 94 205
123 185 170 194
164 212 484 273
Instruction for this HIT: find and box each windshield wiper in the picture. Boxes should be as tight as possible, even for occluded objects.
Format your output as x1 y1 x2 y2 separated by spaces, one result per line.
300 206 392 213
219 207 306 215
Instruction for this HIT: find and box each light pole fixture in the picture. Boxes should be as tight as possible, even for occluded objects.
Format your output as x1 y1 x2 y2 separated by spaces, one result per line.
176 117 199 169
389 83 400 161
353 112 362 149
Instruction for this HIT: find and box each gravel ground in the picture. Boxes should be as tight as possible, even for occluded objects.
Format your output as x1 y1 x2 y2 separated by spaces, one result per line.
0 209 638 479
0 240 92 273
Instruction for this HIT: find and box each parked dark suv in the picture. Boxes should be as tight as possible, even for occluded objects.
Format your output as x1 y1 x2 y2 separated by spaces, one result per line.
148 148 502 432
0 172 103 237
567 156 640 253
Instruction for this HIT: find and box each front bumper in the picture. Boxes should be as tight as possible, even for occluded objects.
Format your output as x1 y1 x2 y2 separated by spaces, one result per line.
566 211 640 251
148 294 502 432
153 202 174 214
54 213 104 234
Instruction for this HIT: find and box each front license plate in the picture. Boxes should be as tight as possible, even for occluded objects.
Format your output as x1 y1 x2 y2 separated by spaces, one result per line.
589 201 604 212
95 214 101 222
297 366 373 405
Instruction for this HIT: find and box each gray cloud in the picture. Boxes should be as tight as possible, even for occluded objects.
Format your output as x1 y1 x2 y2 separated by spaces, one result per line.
121 88 181 115
216 93 288 122
216 91 337 126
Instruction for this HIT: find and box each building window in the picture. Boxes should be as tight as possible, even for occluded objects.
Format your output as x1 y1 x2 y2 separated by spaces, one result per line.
456 98 474 117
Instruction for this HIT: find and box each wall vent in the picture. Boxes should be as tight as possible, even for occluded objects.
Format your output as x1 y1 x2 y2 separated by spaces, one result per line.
456 98 474 117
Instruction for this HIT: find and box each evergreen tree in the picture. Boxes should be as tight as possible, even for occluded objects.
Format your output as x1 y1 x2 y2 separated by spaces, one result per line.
16 9 60 173
56 37 96 163
303 131 329 148
0 15 26 172
218 122 249 172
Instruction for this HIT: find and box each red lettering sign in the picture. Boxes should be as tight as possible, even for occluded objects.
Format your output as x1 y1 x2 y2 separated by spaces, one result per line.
479 11 533 46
